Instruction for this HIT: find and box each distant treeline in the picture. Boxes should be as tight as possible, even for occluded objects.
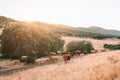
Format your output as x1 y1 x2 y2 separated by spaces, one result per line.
54 29 118 39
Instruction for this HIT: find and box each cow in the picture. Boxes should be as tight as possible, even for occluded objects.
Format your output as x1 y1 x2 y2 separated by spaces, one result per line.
75 50 81 56
49 56 58 61
49 52 58 62
62 52 74 63
91 50 98 53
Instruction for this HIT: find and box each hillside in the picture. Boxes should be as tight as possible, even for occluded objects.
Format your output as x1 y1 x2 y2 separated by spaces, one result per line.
0 50 120 80
0 16 17 28
0 16 120 38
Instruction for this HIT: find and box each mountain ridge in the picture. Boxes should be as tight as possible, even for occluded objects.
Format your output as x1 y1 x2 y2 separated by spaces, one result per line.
76 26 120 36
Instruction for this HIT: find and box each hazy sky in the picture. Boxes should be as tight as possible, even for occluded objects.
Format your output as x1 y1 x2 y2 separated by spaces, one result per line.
0 0 120 30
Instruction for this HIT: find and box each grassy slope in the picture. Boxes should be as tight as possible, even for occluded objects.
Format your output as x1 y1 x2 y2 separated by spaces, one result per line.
0 16 119 39
0 50 120 80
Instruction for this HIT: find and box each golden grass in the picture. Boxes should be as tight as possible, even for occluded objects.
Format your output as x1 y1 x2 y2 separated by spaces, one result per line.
0 50 120 80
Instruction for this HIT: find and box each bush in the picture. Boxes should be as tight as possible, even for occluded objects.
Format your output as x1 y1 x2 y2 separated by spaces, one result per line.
0 23 64 62
66 40 94 54
104 44 120 50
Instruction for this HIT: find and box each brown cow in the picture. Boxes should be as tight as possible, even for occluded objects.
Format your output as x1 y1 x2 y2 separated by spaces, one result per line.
75 50 81 56
49 56 58 61
60 51 67 55
49 52 58 62
62 52 74 63
91 50 98 53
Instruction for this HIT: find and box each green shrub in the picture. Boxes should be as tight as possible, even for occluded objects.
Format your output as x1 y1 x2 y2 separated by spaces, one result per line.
0 23 64 61
66 40 94 54
104 44 120 50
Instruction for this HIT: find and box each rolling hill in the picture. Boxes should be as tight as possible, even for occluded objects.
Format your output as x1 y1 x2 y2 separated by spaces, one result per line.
0 16 120 38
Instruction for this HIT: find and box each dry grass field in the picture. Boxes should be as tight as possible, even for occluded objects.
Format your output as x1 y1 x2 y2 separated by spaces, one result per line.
0 36 120 80
0 50 120 80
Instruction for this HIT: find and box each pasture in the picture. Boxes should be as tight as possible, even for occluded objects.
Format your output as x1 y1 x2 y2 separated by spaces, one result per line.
0 36 120 80
0 50 120 80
